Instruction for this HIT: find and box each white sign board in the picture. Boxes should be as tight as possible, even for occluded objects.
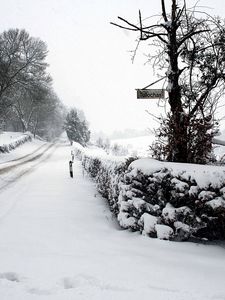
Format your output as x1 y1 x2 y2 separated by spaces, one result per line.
137 89 165 99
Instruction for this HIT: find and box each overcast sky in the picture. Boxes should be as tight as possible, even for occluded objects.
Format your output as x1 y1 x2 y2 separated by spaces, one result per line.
1 0 225 135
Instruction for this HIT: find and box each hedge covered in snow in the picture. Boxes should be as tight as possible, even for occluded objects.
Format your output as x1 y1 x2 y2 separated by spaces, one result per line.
73 143 225 241
0 132 32 153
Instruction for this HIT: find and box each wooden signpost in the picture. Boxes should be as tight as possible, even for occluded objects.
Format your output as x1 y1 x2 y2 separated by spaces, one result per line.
136 89 165 99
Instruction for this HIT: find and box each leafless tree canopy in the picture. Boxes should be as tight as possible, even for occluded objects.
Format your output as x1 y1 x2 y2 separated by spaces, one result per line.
0 29 65 139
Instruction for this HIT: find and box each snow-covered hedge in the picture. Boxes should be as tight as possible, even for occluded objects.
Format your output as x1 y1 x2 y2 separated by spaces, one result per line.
119 160 225 241
0 132 32 153
73 143 225 241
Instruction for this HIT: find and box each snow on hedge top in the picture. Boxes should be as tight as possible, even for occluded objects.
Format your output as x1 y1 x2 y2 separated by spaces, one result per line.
73 142 125 168
0 131 31 146
129 158 225 189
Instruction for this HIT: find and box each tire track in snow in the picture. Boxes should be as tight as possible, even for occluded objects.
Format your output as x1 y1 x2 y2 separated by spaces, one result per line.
0 143 54 174
0 142 59 221
0 142 58 191
0 143 47 165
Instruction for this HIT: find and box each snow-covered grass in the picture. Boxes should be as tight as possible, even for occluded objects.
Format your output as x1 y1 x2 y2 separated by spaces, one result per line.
0 142 225 299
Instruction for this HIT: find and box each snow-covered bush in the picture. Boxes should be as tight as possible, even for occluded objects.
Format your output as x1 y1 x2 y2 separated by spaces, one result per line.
125 159 225 241
0 132 32 153
73 143 225 241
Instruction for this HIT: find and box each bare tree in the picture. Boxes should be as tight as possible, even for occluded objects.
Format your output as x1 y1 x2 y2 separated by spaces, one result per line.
0 28 51 110
10 83 49 132
111 0 225 163
0 28 65 140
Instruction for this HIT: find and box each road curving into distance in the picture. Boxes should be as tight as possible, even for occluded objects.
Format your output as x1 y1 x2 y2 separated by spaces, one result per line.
0 141 59 191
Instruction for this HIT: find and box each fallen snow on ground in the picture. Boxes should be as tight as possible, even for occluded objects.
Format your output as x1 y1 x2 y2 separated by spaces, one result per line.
0 132 45 163
0 141 225 299
0 131 25 144
213 144 225 162
217 129 225 141
111 135 155 157
112 133 225 162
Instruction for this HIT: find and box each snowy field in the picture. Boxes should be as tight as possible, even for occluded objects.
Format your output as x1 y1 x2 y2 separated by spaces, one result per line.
0 135 225 299
112 133 225 162
111 135 155 157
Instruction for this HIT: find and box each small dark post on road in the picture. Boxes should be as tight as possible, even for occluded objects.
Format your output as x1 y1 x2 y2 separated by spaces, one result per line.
69 160 73 178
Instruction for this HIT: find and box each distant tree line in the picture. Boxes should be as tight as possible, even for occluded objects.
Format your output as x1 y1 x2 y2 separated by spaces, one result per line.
0 28 65 140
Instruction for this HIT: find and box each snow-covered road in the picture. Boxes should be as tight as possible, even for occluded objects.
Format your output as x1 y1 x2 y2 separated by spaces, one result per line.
0 142 225 300
0 142 57 193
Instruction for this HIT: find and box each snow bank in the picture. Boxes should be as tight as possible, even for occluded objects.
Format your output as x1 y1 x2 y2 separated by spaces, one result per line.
73 143 225 241
0 132 32 153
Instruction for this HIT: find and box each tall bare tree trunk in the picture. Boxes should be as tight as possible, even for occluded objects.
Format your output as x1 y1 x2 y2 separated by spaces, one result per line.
167 0 187 162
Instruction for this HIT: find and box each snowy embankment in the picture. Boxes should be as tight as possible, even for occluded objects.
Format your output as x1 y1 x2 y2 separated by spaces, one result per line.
0 132 54 191
73 142 225 241
0 131 32 154
0 131 46 163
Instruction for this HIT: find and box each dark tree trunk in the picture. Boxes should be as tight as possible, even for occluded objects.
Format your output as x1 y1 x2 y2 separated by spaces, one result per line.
167 10 188 163
167 113 188 162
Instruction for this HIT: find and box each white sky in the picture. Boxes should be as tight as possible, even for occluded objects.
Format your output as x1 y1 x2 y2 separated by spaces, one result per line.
1 0 225 134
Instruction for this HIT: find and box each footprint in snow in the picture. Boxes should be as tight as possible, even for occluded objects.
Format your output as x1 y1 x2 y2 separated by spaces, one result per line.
62 274 132 292
0 272 20 282
28 288 53 296
0 272 55 296
62 276 79 289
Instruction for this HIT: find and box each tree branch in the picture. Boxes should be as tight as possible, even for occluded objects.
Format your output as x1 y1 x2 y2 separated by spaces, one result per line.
178 29 210 47
161 0 168 22
190 77 219 118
